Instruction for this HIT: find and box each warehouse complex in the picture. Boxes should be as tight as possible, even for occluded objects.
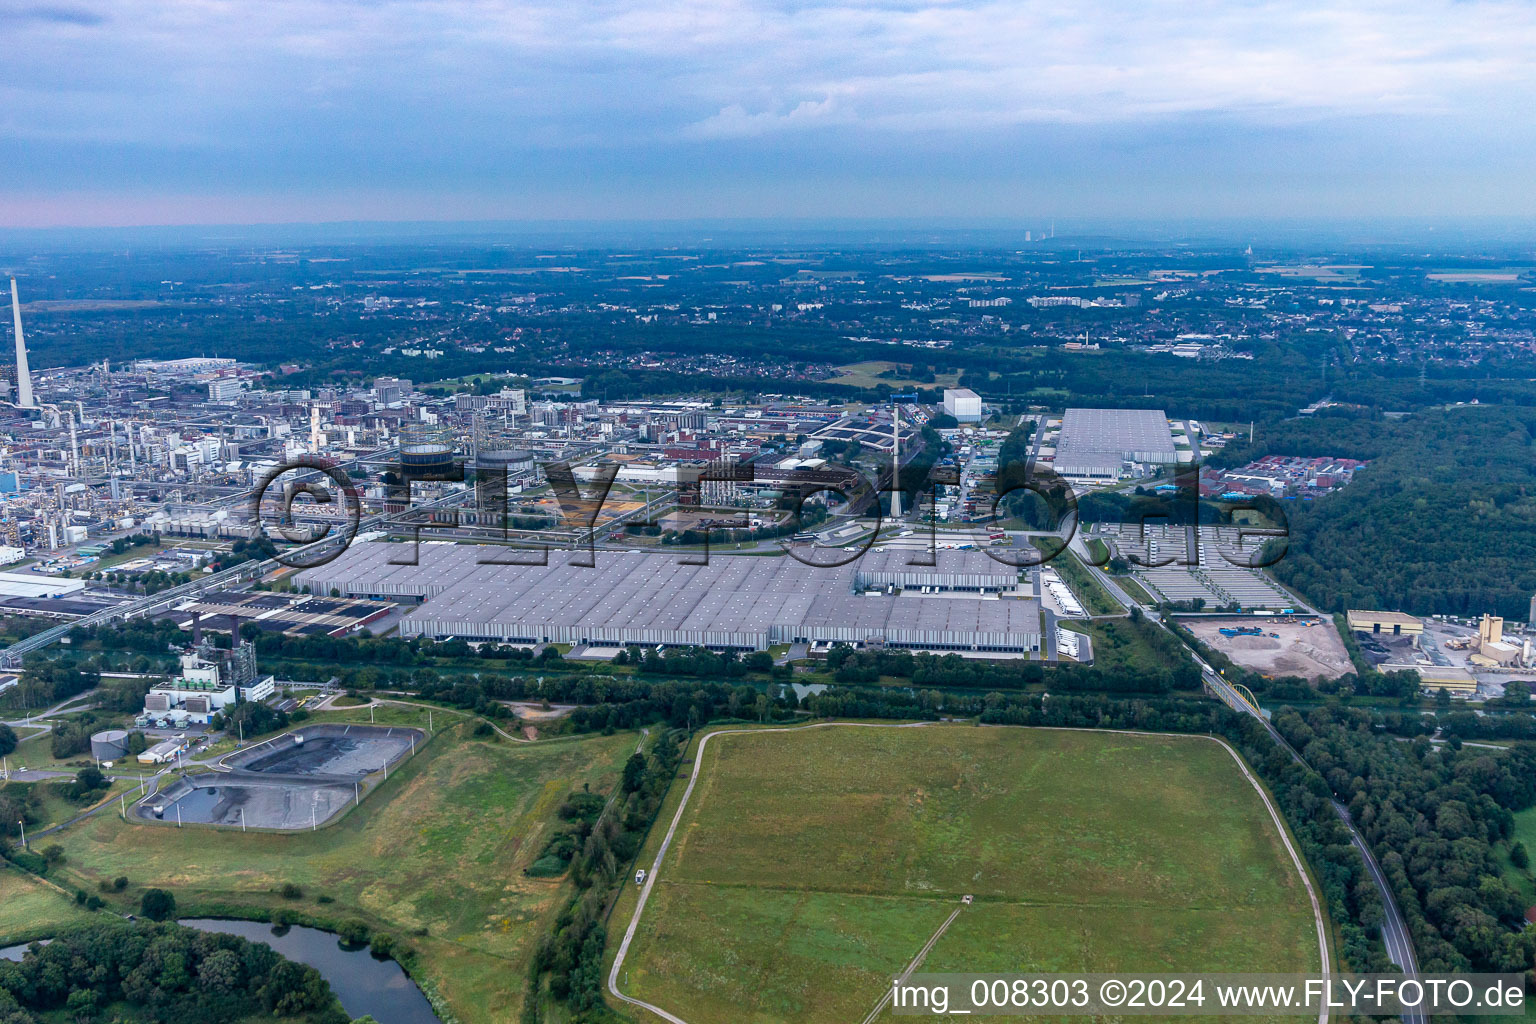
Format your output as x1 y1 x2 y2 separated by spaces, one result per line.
1053 408 1178 480
296 543 1041 654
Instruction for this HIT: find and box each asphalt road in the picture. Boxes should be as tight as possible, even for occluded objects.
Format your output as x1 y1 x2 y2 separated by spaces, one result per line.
1197 653 1423 1024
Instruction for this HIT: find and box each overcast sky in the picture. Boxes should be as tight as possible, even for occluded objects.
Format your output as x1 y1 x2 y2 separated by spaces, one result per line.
4 0 1535 227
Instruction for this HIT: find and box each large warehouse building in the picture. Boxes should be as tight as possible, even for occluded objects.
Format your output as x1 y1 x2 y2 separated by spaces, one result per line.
1053 408 1177 481
296 543 1041 654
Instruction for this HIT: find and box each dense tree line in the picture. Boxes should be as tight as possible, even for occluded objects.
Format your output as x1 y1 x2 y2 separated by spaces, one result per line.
524 731 685 1021
525 791 607 878
6 657 100 713
1439 709 1536 742
1215 405 1536 620
209 700 294 740
965 692 1397 973
0 919 346 1024
627 645 777 679
1274 705 1536 973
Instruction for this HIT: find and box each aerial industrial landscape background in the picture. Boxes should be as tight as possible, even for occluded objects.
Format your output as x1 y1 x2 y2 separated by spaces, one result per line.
4 1 1536 1022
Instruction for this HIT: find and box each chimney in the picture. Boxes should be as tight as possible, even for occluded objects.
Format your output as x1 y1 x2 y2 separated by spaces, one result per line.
191 611 202 644
10 278 33 409
229 613 243 705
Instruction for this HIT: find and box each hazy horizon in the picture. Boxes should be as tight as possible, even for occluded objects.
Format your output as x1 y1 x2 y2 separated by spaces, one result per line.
6 215 1536 254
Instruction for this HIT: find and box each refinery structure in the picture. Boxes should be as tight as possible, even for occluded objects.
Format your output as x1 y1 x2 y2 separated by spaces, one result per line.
3 268 1526 696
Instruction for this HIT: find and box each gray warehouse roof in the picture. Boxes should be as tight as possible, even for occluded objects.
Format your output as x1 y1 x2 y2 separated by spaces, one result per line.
1054 408 1177 476
296 542 1040 653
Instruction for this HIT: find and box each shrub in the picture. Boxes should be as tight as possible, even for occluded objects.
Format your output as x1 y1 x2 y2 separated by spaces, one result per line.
113 876 129 892
336 919 370 947
279 882 303 899
369 933 396 960
140 888 176 921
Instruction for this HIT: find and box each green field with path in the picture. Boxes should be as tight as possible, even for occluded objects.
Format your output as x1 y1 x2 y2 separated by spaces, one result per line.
618 725 1321 1024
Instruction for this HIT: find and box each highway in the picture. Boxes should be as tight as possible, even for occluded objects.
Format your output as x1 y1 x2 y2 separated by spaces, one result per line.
1193 646 1424 1024
1059 539 1424 1023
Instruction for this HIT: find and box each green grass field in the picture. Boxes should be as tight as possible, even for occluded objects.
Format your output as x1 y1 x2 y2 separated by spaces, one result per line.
1497 805 1536 906
7 724 638 1024
617 725 1321 1024
0 865 95 945
822 360 962 389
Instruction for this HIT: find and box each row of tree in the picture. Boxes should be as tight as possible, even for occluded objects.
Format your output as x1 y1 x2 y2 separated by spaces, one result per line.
1274 704 1536 973
524 731 685 1020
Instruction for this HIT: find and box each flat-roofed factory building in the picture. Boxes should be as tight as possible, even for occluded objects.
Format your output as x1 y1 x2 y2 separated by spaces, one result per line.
1053 408 1177 481
1346 610 1424 637
296 544 1041 655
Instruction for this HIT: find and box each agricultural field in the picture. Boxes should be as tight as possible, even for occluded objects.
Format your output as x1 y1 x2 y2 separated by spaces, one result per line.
13 722 638 1024
616 725 1322 1024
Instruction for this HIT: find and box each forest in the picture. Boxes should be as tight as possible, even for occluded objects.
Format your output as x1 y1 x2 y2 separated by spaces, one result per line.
1274 705 1536 973
1215 405 1536 619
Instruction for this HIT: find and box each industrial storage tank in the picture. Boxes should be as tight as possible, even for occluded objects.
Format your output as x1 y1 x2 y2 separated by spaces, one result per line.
399 424 457 480
476 448 535 476
91 729 130 762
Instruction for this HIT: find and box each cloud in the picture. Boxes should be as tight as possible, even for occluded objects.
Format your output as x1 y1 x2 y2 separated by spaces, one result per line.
3 4 105 26
686 98 842 139
3 0 1536 222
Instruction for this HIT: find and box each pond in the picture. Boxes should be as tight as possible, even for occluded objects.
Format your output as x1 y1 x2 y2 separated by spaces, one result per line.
0 939 49 961
180 919 441 1024
4 923 440 1024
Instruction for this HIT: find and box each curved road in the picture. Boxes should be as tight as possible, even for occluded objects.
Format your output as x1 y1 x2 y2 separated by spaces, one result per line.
1198 653 1424 1024
607 721 933 1024
1049 550 1423 1024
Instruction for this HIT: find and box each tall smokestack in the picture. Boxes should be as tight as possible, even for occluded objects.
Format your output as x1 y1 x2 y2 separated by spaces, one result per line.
10 278 33 408
191 610 202 644
229 613 243 705
890 404 902 519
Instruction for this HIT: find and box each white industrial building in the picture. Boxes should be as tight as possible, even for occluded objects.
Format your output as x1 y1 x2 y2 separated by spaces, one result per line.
0 572 86 599
297 543 1042 655
943 388 984 423
138 648 276 726
207 378 244 402
137 737 189 765
1053 408 1177 481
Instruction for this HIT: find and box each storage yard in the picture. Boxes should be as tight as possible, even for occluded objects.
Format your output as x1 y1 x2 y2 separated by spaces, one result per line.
1183 616 1353 681
1097 523 1302 611
134 724 424 830
295 543 1044 655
